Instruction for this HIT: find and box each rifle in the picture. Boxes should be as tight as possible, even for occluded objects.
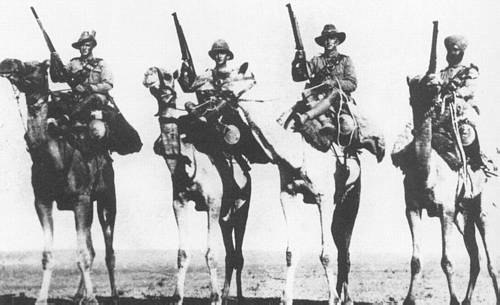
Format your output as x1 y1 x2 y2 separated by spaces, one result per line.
172 12 196 91
30 7 69 84
286 3 310 81
427 21 439 74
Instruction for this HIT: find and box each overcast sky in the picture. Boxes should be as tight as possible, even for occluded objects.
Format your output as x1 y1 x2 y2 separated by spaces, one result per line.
1 0 500 259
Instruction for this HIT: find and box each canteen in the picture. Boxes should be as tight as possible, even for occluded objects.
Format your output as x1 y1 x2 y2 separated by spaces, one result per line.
223 124 240 145
89 119 107 140
459 123 475 146
339 113 356 135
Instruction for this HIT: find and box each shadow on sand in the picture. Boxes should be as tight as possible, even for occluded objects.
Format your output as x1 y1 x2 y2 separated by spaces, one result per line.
0 295 382 305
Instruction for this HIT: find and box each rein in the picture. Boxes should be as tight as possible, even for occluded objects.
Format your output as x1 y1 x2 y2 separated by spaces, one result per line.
10 83 27 133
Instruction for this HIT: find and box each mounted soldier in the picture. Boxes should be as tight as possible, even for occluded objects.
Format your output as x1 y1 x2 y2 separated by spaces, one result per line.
177 38 270 218
393 34 496 177
48 30 142 155
437 35 495 173
290 23 385 162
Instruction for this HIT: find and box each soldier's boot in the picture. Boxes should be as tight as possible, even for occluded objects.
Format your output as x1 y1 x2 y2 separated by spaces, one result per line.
291 112 308 130
360 138 385 163
468 149 498 176
317 114 336 136
350 129 385 163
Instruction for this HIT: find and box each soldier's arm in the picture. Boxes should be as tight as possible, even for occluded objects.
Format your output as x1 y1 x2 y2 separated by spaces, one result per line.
88 60 113 94
337 56 357 93
455 66 478 100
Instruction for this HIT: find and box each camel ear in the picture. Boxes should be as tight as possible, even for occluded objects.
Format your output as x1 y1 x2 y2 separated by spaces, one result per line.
238 62 248 75
173 69 179 80
42 59 50 70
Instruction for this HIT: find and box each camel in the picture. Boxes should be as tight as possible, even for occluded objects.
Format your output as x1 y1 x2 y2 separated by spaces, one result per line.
391 74 499 305
237 97 363 305
144 65 364 305
143 67 251 305
0 58 118 305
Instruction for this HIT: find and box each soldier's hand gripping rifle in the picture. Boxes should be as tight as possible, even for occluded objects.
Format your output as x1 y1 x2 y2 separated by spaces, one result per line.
30 7 69 85
287 3 310 82
173 12 196 92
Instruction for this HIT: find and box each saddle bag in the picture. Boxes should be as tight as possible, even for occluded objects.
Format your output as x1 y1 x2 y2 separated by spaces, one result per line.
105 108 143 155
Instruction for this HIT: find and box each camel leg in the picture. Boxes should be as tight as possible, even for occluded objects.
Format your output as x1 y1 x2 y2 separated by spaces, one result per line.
476 200 500 305
332 179 361 305
74 195 97 305
206 203 222 305
220 176 250 305
403 208 423 305
220 215 235 304
318 196 340 305
35 199 54 305
234 200 249 303
279 190 302 305
440 208 460 305
172 197 190 305
97 188 118 302
461 202 480 305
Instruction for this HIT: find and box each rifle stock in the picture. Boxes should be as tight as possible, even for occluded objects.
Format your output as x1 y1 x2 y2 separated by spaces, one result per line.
427 21 439 74
172 12 196 75
286 3 310 81
31 7 68 84
286 3 304 51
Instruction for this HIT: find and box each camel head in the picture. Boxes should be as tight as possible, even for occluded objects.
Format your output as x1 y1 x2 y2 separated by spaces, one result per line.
143 67 178 90
0 58 49 97
143 67 179 116
406 73 441 115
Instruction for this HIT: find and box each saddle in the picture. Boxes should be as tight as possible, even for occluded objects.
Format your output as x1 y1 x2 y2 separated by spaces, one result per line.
48 91 142 156
283 84 357 152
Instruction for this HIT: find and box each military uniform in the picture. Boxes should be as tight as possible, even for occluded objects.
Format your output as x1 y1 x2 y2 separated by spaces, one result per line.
292 24 385 162
50 31 142 155
178 40 270 168
437 35 492 172
392 35 495 175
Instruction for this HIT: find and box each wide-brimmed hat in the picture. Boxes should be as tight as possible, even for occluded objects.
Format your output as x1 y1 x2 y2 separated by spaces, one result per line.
444 35 468 52
314 24 346 46
208 39 234 60
72 30 97 49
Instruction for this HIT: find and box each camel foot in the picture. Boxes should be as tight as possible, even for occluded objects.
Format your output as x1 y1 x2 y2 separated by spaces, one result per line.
450 297 460 305
73 293 84 304
78 296 99 305
280 293 292 305
342 297 354 305
462 300 471 305
329 296 341 305
403 296 417 305
237 295 247 305
111 295 120 305
170 293 182 305
34 299 48 305
210 292 221 305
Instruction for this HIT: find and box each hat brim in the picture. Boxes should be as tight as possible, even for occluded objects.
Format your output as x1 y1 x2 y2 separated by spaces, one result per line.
208 49 234 60
315 32 346 46
72 38 97 49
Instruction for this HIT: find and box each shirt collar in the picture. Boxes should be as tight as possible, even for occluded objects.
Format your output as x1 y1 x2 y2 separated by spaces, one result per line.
323 49 339 59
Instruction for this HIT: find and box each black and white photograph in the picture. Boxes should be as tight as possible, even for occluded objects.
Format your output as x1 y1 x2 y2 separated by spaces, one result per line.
1 0 500 304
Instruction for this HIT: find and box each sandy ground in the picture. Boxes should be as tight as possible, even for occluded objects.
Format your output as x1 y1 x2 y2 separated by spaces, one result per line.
0 250 498 305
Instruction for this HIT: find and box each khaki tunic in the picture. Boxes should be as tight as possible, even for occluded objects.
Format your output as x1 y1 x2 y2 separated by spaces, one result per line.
66 56 113 95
